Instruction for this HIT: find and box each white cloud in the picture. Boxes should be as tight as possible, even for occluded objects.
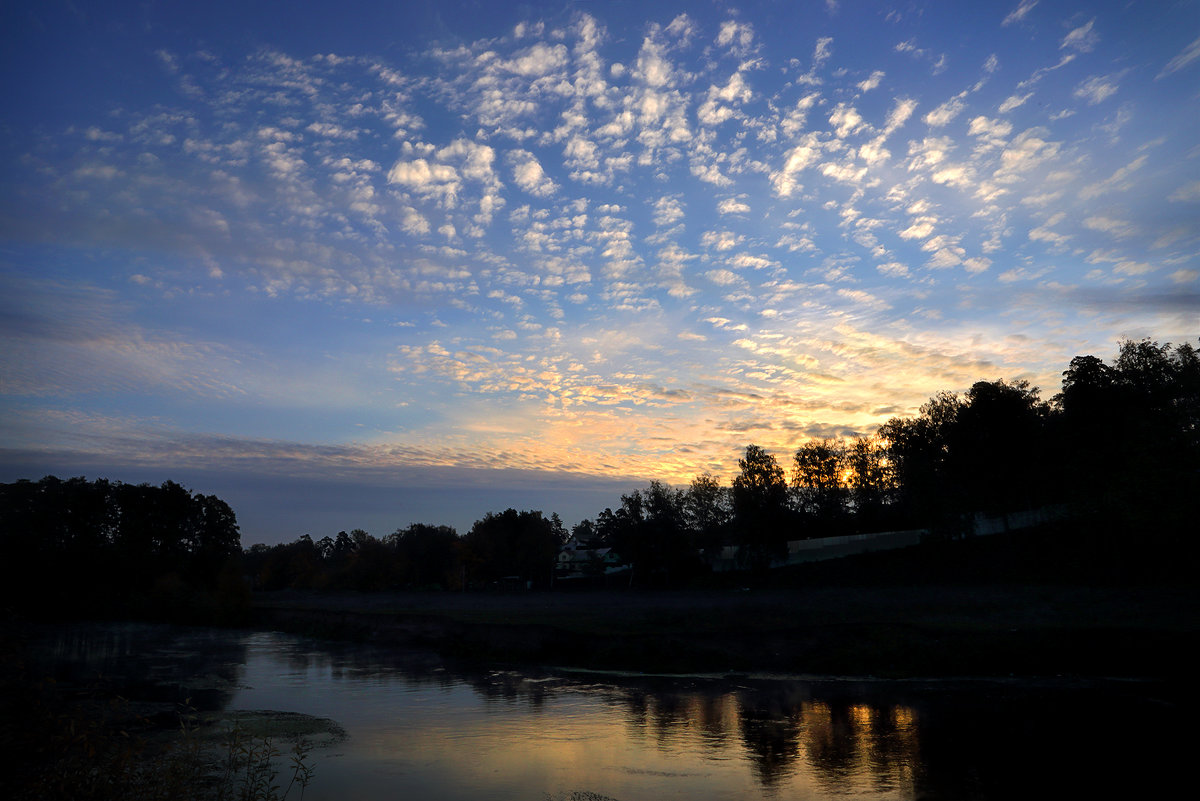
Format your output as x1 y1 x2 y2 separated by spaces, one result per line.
770 133 821 196
502 42 569 76
968 116 1012 150
635 35 676 88
1029 212 1070 246
1114 260 1154 276
996 128 1059 179
701 230 743 251
1158 35 1200 79
998 92 1032 113
698 71 753 126
830 103 867 138
876 261 910 277
1074 75 1118 105
899 217 937 240
884 97 918 133
1002 1 1038 26
1168 180 1200 202
388 158 461 203
923 98 965 127
705 268 745 286
1062 19 1098 53
716 20 755 54
1079 155 1146 200
718 197 751 215
509 150 557 197
1084 215 1138 239
653 195 685 227
813 37 834 66
857 70 885 92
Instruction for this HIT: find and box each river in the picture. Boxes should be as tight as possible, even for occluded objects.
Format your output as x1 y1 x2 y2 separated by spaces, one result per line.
26 622 1190 799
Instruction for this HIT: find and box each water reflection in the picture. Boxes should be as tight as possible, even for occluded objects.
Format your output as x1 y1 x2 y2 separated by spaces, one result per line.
30 624 1188 800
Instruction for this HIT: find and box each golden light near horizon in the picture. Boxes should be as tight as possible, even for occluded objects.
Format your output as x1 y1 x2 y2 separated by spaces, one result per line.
2 0 1196 539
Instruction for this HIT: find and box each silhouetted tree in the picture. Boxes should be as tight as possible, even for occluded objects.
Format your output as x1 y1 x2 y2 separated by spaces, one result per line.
464 509 563 588
732 445 792 572
600 481 701 586
791 439 849 534
951 379 1051 519
390 523 461 588
878 391 963 527
0 476 241 617
685 472 731 559
1055 338 1200 552
845 436 895 530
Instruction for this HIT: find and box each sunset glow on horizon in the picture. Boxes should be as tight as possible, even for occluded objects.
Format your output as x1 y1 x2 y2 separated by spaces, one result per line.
2 0 1197 541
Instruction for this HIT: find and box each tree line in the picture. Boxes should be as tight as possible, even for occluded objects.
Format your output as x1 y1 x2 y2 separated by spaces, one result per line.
0 476 245 618
3 338 1196 605
242 338 1198 590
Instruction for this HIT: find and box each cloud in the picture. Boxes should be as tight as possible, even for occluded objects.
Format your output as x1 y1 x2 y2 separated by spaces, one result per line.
1074 75 1118 105
829 103 867 138
1061 19 1098 53
1002 1 1038 26
770 133 821 196
1158 35 1200 79
998 92 1032 113
653 195 685 227
717 197 751 215
705 268 745 286
923 98 965 127
1169 180 1200 202
716 20 756 54
1083 215 1138 239
884 97 918 133
813 37 834 67
388 158 461 203
968 116 1012 150
701 230 743 251
508 150 557 197
857 70 885 92
502 42 569 76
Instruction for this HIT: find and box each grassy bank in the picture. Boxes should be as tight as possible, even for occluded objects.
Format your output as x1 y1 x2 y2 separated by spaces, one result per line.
251 580 1197 679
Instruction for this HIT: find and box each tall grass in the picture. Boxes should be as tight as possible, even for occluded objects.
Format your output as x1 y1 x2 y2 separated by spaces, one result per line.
5 688 316 801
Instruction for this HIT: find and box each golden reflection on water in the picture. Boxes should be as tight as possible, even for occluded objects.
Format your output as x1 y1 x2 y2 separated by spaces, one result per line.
339 671 923 800
40 625 1188 801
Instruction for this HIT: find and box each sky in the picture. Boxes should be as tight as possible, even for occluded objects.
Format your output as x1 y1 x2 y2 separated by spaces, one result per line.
2 0 1198 544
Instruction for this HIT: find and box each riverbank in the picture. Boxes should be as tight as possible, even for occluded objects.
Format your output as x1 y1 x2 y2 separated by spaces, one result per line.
250 582 1198 680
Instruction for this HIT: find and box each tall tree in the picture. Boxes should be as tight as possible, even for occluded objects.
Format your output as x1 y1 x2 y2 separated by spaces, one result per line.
685 472 730 556
845 436 894 530
464 509 562 588
731 445 791 571
791 439 849 533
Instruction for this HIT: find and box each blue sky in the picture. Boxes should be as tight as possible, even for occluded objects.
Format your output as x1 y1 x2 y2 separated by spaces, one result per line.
2 0 1198 543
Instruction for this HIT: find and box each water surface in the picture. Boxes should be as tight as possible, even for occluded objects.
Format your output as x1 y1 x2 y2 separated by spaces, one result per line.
31 623 1189 799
